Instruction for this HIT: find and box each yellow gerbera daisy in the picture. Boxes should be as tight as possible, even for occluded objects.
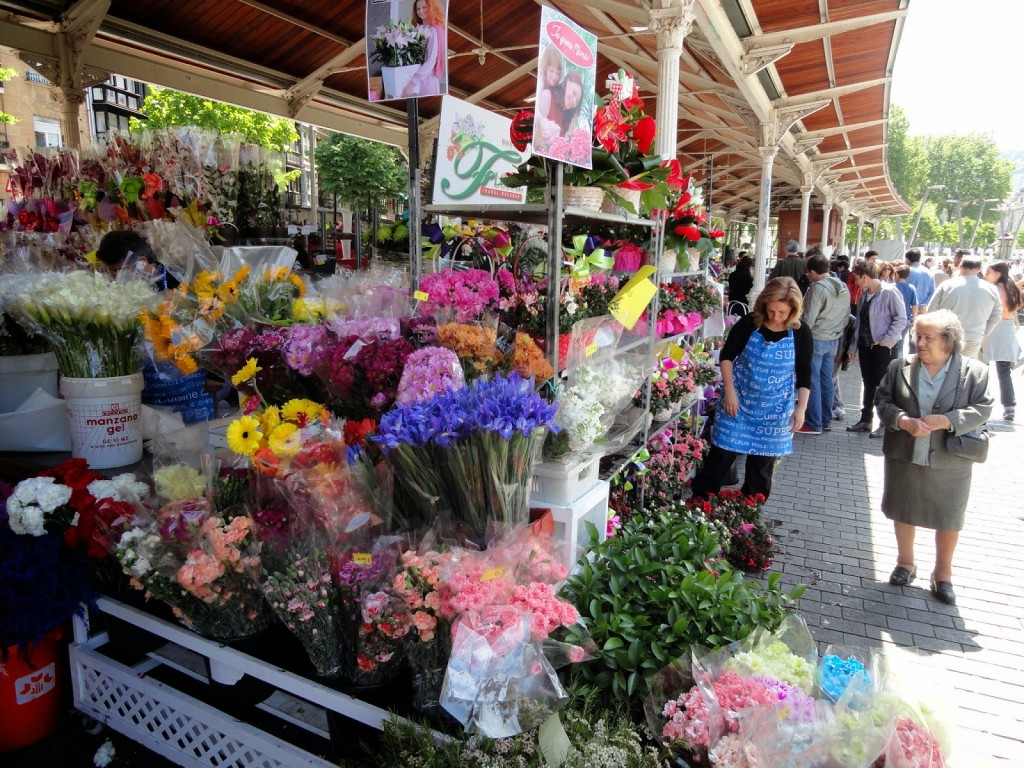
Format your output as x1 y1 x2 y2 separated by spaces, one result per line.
231 358 262 387
260 405 281 433
267 422 302 457
281 398 323 424
226 415 264 457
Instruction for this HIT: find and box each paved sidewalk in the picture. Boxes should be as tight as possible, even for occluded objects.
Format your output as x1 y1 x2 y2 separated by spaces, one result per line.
763 365 1024 766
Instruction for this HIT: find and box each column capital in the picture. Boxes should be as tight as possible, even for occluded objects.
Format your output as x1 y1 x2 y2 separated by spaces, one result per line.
757 144 779 162
800 185 814 195
648 1 696 54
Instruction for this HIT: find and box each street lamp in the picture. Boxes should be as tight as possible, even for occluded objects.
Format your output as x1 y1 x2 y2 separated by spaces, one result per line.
947 199 963 249
967 198 1001 250
907 184 945 246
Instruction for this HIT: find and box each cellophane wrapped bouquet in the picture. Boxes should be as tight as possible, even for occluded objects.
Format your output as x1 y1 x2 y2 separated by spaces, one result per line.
13 270 155 377
438 526 594 738
646 616 952 768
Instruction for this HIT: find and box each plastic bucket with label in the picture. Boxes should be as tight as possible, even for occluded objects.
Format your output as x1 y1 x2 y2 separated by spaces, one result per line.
60 373 144 469
0 625 66 751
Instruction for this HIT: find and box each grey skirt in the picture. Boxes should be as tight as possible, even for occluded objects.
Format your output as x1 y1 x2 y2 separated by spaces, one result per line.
982 319 1019 363
881 457 972 531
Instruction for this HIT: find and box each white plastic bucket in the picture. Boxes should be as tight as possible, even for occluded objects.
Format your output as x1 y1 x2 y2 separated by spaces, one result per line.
0 352 59 413
59 373 144 469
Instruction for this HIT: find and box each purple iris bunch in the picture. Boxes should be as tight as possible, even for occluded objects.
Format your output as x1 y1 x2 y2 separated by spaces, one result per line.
376 373 557 543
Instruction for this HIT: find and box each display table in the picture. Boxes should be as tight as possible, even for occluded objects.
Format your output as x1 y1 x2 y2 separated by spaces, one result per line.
71 597 443 767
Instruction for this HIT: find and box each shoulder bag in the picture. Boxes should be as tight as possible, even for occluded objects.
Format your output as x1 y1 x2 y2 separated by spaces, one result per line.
944 362 989 463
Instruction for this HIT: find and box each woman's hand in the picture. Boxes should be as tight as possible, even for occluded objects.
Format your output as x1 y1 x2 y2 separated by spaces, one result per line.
920 414 953 432
899 415 933 437
790 406 806 433
722 389 739 417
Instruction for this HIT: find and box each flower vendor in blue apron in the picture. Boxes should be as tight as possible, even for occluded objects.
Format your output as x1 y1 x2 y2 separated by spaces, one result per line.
691 277 813 500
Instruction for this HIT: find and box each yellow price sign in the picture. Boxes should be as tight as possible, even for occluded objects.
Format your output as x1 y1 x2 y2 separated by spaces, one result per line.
353 552 373 566
413 290 429 302
668 343 685 362
585 342 598 357
609 265 657 330
481 566 506 582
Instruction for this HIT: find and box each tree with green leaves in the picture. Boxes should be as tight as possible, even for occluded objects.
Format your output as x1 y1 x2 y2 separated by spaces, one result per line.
923 133 1013 221
129 86 298 150
314 132 407 210
886 105 929 204
0 67 18 125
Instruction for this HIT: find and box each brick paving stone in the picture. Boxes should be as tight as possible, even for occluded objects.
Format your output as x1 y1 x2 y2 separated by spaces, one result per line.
758 364 1024 765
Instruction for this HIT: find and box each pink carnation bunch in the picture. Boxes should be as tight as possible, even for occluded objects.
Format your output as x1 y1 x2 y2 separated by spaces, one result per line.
508 582 580 642
395 346 466 406
418 268 500 322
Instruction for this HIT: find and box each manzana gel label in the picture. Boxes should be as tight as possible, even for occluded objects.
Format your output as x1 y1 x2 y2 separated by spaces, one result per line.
88 402 140 438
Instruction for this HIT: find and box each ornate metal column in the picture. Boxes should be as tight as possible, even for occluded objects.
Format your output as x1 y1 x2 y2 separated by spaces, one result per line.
751 143 778 303
798 183 813 252
649 2 696 160
820 194 834 256
854 215 865 259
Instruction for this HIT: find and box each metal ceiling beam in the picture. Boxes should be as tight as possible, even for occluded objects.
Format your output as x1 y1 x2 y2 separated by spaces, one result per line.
743 10 908 49
814 144 886 160
799 119 887 138
777 77 890 108
237 0 350 47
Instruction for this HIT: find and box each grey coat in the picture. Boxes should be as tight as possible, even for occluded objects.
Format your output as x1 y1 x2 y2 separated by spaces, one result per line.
875 353 992 467
874 354 993 529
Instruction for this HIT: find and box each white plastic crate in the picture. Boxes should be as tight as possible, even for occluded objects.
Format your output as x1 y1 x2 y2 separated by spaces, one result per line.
533 480 610 568
529 455 601 506
71 644 335 768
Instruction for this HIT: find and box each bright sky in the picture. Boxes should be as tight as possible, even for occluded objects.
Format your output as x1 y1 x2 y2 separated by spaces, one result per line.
890 0 1024 151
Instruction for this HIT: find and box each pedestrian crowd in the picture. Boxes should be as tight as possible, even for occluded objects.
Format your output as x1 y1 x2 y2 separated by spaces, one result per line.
701 242 1020 609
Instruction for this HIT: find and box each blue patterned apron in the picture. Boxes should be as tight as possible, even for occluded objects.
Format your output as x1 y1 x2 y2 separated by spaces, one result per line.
712 327 795 457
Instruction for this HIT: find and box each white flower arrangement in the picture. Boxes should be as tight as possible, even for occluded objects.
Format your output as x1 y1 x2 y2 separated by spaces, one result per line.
87 473 150 504
116 526 158 579
13 270 156 377
5 476 72 536
93 738 116 767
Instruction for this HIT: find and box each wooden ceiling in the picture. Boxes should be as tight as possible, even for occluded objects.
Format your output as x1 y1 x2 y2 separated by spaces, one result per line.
0 0 910 220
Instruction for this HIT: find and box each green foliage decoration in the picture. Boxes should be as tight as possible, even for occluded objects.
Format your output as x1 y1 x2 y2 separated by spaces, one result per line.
130 86 298 150
0 66 17 125
560 514 804 703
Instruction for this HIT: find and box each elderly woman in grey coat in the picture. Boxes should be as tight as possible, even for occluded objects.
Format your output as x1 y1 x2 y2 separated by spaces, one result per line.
874 309 993 605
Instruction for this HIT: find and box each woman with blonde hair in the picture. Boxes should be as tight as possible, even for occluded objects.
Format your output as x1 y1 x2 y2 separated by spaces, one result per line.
690 277 812 500
401 0 447 98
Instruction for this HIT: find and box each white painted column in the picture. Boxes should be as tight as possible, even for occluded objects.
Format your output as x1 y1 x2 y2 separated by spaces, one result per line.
798 184 813 252
750 144 779 306
854 215 865 259
649 3 696 160
821 195 834 256
838 207 850 256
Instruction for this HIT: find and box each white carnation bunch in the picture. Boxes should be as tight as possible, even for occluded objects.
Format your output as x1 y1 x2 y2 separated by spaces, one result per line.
5 476 73 536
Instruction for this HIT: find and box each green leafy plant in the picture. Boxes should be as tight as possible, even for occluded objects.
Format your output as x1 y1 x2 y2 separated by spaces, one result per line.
560 514 804 702
370 20 427 68
371 691 671 767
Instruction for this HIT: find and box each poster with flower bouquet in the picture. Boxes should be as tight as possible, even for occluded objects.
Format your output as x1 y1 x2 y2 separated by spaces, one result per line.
366 0 450 101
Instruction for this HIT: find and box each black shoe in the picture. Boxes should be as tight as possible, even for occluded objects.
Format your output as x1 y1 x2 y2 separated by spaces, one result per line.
869 426 885 439
889 565 917 586
930 577 956 605
846 421 872 433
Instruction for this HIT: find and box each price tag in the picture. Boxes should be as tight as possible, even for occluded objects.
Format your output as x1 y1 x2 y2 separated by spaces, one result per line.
668 343 685 362
609 265 657 330
481 566 506 582
413 290 429 302
585 342 598 357
353 552 373 566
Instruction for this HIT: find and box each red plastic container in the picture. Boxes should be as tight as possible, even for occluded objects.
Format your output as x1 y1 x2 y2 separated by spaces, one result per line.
0 625 66 751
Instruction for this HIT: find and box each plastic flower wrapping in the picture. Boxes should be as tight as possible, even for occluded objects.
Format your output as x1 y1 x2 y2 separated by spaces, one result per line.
437 526 595 738
644 616 952 768
417 268 500 323
12 269 156 377
376 372 557 544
